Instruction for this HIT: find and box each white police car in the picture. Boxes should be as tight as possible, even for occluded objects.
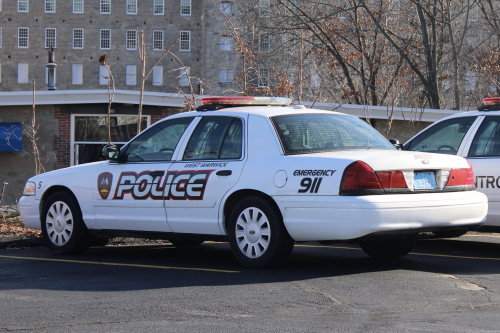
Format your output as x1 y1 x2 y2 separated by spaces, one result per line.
19 97 488 268
404 97 500 237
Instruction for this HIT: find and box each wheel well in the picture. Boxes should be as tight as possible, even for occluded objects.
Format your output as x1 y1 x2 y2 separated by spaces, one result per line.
223 189 283 233
39 186 81 216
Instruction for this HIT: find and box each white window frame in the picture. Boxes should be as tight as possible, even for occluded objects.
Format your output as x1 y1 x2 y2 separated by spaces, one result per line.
18 0 28 12
100 0 110 14
126 65 136 85
259 0 270 17
218 68 233 83
258 68 269 87
73 0 83 13
180 0 191 16
18 63 29 83
0 0 2 11
45 0 55 13
45 28 56 48
180 31 190 51
18 27 29 48
219 36 233 51
260 33 270 52
152 66 163 86
153 30 163 50
126 30 137 50
72 64 83 85
126 0 137 14
73 28 83 49
469 5 479 22
100 29 111 49
153 0 164 14
179 67 190 86
220 1 233 14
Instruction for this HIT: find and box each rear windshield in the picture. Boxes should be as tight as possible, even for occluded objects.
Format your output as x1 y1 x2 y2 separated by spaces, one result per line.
271 113 394 155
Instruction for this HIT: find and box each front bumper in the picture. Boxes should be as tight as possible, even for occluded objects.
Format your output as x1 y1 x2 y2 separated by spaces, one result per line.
18 196 41 229
275 191 488 242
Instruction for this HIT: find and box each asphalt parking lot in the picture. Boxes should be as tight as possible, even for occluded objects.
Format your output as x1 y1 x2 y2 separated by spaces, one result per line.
1 234 499 332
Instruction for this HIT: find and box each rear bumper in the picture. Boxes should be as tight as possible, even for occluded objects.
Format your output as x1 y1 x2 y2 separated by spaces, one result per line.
274 191 488 241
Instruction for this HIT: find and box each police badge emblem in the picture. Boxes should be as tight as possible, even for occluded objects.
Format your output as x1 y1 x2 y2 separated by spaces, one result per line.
97 172 113 199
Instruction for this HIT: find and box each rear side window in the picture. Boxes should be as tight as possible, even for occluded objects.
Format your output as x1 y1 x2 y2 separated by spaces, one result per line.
408 116 476 155
124 117 193 162
183 117 243 160
271 113 393 155
469 117 500 157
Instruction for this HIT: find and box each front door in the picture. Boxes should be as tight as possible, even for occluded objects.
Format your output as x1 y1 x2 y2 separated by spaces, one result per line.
92 117 195 232
164 116 246 235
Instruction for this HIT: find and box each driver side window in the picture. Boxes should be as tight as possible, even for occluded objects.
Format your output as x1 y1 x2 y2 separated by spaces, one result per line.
408 117 476 155
124 117 193 162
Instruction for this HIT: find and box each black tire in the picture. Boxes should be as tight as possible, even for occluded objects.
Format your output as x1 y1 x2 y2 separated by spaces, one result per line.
41 191 92 254
169 240 204 247
432 230 468 239
360 235 417 259
228 196 294 268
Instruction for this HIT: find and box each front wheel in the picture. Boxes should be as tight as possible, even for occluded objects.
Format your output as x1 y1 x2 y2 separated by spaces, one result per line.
41 191 92 254
359 235 417 259
228 196 294 268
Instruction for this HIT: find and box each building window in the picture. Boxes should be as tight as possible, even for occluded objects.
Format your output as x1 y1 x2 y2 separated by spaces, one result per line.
100 29 110 49
218 68 233 83
73 0 83 13
126 30 136 50
258 68 269 87
152 66 163 86
260 33 270 52
180 0 191 15
465 72 476 91
180 31 190 51
18 27 29 48
45 28 56 48
153 0 163 14
18 0 28 12
179 67 190 86
220 1 233 14
72 64 83 85
73 29 83 49
99 65 110 85
219 36 233 51
126 0 136 14
0 0 2 11
310 68 320 88
284 34 294 53
18 63 29 83
0 28 2 48
126 65 136 85
153 30 163 50
100 0 110 14
469 5 478 22
259 0 270 17
45 0 55 12
0 65 2 84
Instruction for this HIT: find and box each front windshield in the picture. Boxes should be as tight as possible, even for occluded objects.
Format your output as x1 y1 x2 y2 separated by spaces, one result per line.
271 113 394 155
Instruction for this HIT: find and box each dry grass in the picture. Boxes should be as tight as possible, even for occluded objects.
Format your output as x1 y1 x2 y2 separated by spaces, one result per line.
0 207 41 239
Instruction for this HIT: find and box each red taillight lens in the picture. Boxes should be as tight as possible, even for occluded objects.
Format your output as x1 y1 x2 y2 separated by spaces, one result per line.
341 161 382 191
376 170 408 189
446 160 475 186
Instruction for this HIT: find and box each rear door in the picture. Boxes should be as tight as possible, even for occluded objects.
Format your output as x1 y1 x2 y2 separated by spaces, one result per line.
164 115 246 235
463 116 500 226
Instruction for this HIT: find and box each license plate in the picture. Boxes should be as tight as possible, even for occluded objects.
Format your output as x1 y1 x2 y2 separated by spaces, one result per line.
414 172 437 190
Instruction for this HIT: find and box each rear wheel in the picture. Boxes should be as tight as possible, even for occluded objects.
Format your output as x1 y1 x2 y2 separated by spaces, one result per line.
41 191 92 254
228 196 294 268
169 240 204 247
360 235 417 259
432 230 468 239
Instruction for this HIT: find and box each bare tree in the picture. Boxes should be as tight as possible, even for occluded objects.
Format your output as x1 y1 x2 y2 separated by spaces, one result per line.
98 54 115 144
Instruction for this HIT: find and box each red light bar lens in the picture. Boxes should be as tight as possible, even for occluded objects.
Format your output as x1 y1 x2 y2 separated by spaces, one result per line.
200 96 293 106
483 97 500 106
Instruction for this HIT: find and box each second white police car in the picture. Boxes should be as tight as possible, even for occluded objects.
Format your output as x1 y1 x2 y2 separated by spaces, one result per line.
19 97 488 268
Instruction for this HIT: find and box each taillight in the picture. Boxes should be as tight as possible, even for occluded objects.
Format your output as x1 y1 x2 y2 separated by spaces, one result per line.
376 170 408 189
446 160 475 187
340 161 384 195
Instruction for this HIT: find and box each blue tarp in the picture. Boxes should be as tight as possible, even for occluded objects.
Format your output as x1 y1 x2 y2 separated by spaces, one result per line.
0 123 23 152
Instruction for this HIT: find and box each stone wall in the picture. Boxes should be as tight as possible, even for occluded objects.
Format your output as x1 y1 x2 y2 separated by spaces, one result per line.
0 105 57 205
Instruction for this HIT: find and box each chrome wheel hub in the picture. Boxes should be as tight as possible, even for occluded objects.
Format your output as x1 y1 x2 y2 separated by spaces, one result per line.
235 207 271 258
46 201 74 246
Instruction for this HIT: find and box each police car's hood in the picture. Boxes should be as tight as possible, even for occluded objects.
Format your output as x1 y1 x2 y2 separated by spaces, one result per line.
289 149 469 171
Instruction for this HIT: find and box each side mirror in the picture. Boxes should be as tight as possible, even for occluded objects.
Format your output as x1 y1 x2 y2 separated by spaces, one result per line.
102 144 120 162
389 138 403 151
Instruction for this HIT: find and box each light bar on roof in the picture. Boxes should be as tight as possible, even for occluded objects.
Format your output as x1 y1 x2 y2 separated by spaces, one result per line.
483 97 500 106
201 96 293 106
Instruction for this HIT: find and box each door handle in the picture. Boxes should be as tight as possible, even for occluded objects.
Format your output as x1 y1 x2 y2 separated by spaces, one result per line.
150 171 165 177
216 170 232 176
